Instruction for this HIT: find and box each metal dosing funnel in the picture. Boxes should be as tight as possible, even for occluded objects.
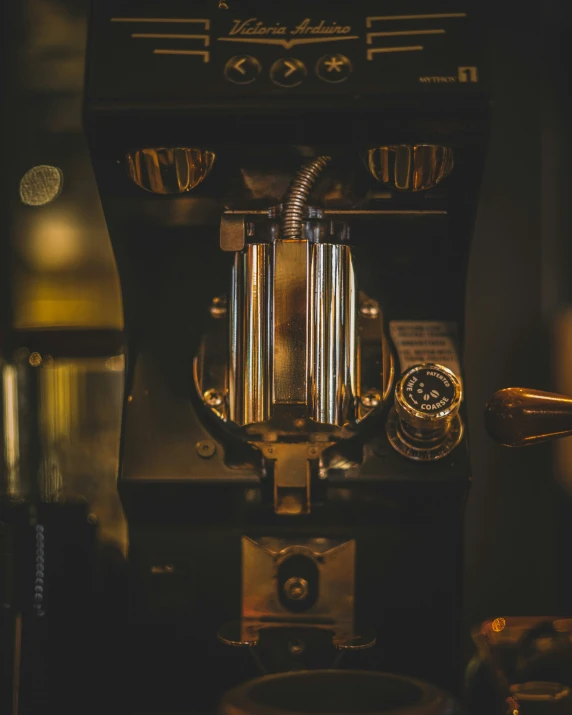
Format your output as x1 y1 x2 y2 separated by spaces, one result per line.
366 145 454 192
125 147 215 195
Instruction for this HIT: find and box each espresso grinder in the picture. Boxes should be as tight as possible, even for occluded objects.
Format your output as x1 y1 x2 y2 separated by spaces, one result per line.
84 1 489 711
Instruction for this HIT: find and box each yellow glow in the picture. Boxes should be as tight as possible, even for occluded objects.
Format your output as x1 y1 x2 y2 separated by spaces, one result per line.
36 359 127 555
553 618 572 633
13 274 123 330
2 365 21 498
105 355 125 371
25 213 84 271
492 617 506 633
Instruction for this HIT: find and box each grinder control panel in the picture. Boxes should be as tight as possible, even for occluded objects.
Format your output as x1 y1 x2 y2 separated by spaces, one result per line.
87 0 486 103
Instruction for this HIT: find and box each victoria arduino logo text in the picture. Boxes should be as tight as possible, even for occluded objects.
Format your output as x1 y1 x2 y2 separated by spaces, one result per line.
229 18 353 36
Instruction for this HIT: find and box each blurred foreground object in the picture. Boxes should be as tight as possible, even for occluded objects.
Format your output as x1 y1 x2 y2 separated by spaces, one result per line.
485 388 572 447
467 617 572 714
219 670 463 715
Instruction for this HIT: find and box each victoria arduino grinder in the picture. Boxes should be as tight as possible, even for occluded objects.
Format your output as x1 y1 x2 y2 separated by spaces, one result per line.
84 0 489 712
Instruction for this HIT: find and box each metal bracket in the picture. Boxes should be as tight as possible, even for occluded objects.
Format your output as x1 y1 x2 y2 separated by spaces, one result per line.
217 620 376 652
220 214 246 252
218 536 375 652
257 442 331 515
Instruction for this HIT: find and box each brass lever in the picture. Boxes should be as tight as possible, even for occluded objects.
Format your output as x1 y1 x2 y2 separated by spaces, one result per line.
485 388 572 447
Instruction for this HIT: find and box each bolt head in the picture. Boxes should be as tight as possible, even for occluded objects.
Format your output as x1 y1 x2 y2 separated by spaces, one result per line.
361 391 380 408
359 300 380 319
210 295 227 318
204 388 224 407
288 639 306 655
196 440 216 458
283 576 309 602
29 352 42 367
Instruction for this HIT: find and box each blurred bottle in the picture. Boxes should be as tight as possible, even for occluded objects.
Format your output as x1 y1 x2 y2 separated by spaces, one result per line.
467 617 572 715
508 681 572 714
1 328 127 715
2 329 126 553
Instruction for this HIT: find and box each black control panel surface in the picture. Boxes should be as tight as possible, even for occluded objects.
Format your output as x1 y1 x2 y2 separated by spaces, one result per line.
87 0 486 104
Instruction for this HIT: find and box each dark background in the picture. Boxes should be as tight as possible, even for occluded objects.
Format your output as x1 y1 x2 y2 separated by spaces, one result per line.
465 6 572 627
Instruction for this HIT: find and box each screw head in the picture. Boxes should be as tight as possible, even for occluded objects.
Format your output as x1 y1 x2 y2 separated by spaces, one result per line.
210 295 227 318
29 352 42 367
196 440 216 458
288 638 306 655
359 299 380 319
203 388 224 407
283 577 309 602
361 391 380 408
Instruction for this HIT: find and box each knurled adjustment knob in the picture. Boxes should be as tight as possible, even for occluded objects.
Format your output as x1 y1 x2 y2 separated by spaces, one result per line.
386 363 463 461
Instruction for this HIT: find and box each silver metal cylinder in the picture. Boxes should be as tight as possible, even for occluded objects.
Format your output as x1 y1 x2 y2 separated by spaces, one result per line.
229 239 357 429
309 244 357 426
229 244 272 426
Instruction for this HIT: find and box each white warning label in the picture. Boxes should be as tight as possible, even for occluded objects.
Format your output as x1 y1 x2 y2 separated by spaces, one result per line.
389 321 462 379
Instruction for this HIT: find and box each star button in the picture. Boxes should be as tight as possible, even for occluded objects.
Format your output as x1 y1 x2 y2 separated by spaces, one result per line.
324 56 345 73
316 54 352 83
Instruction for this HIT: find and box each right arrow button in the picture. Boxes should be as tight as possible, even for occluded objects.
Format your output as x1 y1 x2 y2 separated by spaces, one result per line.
269 58 307 88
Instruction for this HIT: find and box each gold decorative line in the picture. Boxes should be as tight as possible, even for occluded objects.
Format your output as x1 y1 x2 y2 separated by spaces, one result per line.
132 33 210 45
367 45 424 59
111 17 210 29
218 35 359 49
367 29 445 43
153 49 210 62
366 13 466 27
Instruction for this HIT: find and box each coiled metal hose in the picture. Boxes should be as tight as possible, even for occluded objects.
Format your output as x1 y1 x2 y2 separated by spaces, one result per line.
281 156 331 240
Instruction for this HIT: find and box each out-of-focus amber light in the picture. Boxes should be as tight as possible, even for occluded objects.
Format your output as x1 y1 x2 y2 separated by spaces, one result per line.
25 213 84 270
492 617 506 633
105 355 125 371
554 619 572 633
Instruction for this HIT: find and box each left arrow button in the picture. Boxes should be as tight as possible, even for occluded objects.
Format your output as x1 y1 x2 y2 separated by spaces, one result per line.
224 55 261 84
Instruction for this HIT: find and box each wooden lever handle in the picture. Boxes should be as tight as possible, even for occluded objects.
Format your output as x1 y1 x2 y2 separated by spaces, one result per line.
485 388 572 447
